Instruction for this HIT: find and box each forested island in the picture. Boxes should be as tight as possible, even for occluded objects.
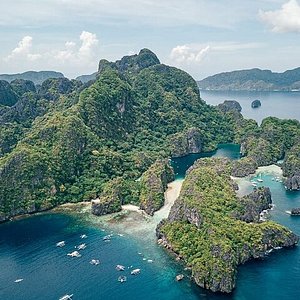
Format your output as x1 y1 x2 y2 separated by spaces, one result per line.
198 67 300 91
0 49 300 293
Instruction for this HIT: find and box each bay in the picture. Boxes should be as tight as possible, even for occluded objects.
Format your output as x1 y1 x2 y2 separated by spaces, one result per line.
200 90 300 123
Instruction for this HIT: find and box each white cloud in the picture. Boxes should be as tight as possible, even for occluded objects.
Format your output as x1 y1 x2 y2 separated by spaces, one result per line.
78 31 99 60
170 45 210 64
54 31 99 65
5 36 41 61
259 0 300 33
3 31 99 76
169 42 263 65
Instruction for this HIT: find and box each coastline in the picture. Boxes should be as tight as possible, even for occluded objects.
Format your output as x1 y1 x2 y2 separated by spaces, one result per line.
80 179 184 241
232 164 283 197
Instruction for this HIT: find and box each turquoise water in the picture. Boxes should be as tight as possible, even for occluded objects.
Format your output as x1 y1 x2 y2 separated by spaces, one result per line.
1 144 300 299
171 143 241 179
234 173 300 299
200 90 300 123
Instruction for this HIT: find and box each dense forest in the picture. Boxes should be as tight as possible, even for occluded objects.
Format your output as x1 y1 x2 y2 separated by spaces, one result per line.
0 49 235 221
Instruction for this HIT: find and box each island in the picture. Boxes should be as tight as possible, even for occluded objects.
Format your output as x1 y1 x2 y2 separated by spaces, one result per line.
251 99 261 108
157 158 298 293
198 67 300 91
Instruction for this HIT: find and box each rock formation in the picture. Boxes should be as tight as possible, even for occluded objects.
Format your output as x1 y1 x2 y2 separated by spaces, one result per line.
170 128 203 157
157 158 298 293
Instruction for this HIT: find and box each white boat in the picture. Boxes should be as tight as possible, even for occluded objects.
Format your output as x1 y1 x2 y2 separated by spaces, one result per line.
147 259 153 263
252 183 257 187
131 268 141 275
175 274 184 281
118 276 127 283
59 294 73 300
14 278 23 283
103 234 113 241
116 264 125 271
80 234 87 239
90 259 100 265
257 179 263 182
76 243 86 250
67 251 81 258
56 241 65 247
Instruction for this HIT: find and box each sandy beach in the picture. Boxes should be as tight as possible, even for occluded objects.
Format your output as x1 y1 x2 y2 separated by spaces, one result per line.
82 179 184 240
232 164 283 197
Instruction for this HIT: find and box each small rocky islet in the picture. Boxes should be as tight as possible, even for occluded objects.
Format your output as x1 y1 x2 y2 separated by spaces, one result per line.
0 49 300 295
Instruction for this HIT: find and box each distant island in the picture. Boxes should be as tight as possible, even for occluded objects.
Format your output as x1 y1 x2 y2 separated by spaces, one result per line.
76 72 97 83
198 67 300 91
0 71 65 85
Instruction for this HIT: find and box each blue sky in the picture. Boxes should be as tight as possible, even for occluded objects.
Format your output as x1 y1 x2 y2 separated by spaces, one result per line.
0 0 300 79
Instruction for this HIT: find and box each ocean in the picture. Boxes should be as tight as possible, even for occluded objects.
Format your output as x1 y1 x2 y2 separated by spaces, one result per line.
200 90 300 123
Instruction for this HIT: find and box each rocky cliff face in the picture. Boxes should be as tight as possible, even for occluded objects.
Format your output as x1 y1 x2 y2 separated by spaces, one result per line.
170 128 203 157
91 178 124 216
98 48 160 76
238 187 272 222
157 158 298 293
0 80 19 107
231 157 257 177
285 175 300 191
283 143 300 190
217 100 242 113
139 159 174 216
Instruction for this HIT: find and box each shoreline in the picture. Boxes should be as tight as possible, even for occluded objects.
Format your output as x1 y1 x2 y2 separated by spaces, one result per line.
232 164 283 197
81 179 184 240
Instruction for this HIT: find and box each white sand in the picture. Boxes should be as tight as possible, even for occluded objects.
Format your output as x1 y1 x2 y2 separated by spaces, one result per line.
86 179 184 240
232 164 283 197
153 179 184 222
121 204 140 212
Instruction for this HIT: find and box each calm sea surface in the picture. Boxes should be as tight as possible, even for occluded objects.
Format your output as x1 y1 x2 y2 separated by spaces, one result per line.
200 90 300 123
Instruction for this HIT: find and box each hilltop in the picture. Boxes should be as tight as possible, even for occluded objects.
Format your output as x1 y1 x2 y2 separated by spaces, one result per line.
198 67 300 91
0 71 65 85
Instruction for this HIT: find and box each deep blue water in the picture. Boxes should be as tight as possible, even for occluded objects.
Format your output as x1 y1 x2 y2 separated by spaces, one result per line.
1 144 300 299
200 90 300 123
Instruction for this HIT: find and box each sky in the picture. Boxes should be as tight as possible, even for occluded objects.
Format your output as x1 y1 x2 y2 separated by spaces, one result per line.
0 0 300 80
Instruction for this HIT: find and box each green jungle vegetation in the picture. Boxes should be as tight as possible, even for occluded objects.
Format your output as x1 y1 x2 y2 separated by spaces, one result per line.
158 158 298 293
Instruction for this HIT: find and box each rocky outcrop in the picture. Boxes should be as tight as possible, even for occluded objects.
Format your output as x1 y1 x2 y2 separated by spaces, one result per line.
285 175 300 191
91 178 123 216
217 100 242 113
10 79 36 97
98 48 160 76
170 128 203 157
139 159 174 216
238 187 272 222
231 157 257 177
283 143 300 190
38 78 81 101
0 80 19 107
157 158 298 293
251 99 261 108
